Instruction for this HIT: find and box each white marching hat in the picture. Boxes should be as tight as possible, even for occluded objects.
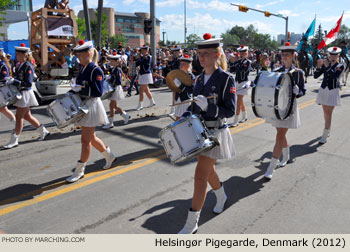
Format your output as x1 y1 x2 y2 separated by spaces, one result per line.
179 54 193 62
279 42 297 52
237 44 249 52
73 40 94 52
328 46 341 54
171 45 182 51
196 33 222 49
140 44 149 50
108 51 121 60
15 43 31 53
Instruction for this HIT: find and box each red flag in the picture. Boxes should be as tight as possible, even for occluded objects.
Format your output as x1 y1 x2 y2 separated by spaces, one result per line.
317 14 343 50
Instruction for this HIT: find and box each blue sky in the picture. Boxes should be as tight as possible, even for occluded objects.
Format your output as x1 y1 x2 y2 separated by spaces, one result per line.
7 0 350 42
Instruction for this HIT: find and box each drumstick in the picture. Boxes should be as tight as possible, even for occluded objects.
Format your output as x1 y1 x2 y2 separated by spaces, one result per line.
169 95 216 106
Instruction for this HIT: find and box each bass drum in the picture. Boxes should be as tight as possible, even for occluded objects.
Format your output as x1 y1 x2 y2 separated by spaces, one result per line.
251 71 295 121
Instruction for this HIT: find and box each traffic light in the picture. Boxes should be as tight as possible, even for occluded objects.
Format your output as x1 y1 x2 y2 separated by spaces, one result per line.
264 11 271 17
238 5 248 12
144 19 152 34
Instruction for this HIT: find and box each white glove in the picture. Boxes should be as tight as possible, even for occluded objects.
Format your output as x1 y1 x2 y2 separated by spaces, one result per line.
71 84 82 92
243 82 250 89
293 85 299 95
105 75 111 81
4 77 14 84
174 78 181 88
194 95 208 111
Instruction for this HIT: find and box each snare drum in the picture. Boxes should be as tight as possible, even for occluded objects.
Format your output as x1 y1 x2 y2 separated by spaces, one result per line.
0 82 22 108
47 93 88 128
159 114 217 164
100 81 115 100
251 71 295 121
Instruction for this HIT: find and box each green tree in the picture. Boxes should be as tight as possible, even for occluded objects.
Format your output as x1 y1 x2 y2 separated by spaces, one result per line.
311 24 324 48
76 17 86 40
90 12 109 46
0 0 16 26
186 33 201 48
109 33 126 49
221 32 240 47
337 24 350 42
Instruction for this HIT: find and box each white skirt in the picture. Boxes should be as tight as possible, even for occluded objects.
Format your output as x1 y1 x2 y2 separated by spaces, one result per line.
109 85 125 101
14 89 39 108
174 98 190 118
200 127 235 160
138 73 153 85
77 98 109 127
236 81 250 96
316 87 341 106
265 100 300 129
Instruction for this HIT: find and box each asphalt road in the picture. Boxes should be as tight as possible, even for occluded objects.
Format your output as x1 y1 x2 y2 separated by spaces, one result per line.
1 73 350 234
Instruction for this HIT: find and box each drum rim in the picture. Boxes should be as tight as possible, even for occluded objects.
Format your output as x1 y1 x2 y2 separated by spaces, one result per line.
251 72 262 118
274 72 296 120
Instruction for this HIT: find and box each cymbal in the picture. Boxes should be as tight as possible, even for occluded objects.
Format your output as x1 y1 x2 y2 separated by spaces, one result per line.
166 69 192 93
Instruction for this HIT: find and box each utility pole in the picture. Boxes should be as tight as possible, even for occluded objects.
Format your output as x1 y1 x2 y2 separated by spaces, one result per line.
184 0 187 47
97 0 103 48
150 0 156 67
82 0 92 41
162 30 166 46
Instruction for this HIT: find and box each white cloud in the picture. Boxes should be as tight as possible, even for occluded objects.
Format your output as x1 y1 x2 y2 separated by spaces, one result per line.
122 0 136 5
277 10 299 17
255 0 285 9
158 0 181 7
160 12 275 38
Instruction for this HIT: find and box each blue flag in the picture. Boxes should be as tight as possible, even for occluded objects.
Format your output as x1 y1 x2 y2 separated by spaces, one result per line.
297 17 316 51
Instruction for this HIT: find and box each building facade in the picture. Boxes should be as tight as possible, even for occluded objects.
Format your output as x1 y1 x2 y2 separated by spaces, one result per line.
0 0 33 40
78 8 161 49
277 32 302 45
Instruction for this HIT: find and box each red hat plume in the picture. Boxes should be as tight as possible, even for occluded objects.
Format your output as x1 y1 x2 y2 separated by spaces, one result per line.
20 43 25 47
285 42 291 46
78 40 85 46
241 45 244 48
333 47 337 51
113 52 117 56
203 33 212 40
184 54 190 58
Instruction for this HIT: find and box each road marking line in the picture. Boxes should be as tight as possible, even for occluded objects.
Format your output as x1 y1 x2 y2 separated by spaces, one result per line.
0 99 316 216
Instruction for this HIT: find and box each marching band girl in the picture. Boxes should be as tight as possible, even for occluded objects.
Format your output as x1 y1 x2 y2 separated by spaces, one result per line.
135 45 155 110
178 33 236 234
0 49 16 124
3 43 50 149
264 42 306 180
102 52 131 129
66 40 117 183
173 54 195 120
168 46 182 118
314 47 344 144
230 45 251 127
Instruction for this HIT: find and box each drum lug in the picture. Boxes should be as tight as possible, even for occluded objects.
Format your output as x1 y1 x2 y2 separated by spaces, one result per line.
275 85 281 90
274 105 279 110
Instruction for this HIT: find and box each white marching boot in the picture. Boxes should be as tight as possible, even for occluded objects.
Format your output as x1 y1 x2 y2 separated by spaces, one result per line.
319 128 330 144
121 112 131 124
264 157 279 180
280 146 290 167
230 115 239 127
103 117 114 129
148 97 156 107
239 111 248 123
102 147 117 169
3 133 19 149
38 124 50 140
66 161 86 183
213 183 227 214
136 101 143 111
178 209 201 234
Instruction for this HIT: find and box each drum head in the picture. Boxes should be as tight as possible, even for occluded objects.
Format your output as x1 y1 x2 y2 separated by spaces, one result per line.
275 73 293 120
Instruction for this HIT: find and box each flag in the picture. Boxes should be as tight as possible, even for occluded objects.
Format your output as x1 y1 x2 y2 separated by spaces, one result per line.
317 13 343 50
297 17 316 51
